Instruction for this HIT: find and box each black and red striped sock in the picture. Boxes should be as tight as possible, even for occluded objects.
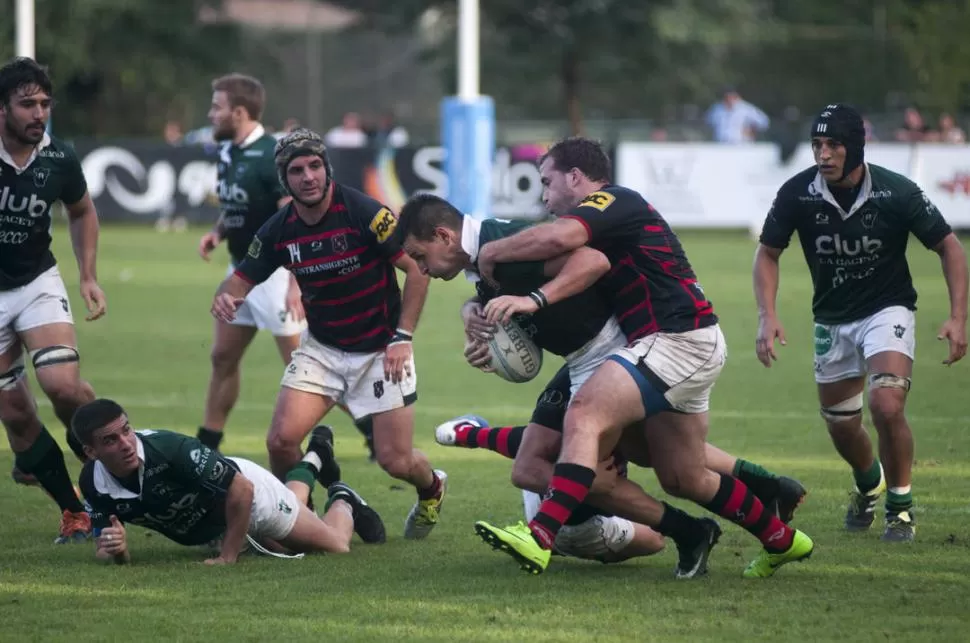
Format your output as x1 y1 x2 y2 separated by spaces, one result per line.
417 471 441 501
528 462 595 549
703 473 794 552
457 424 524 459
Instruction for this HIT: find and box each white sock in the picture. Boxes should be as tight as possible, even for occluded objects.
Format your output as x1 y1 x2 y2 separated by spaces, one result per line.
889 485 911 495
302 451 323 472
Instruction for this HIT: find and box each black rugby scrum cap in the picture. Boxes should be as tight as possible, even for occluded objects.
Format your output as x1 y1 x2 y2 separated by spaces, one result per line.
811 104 866 179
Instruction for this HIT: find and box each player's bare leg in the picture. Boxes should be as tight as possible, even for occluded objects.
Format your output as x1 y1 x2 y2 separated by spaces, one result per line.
20 323 94 462
199 321 258 450
280 476 383 552
478 365 720 577
0 341 90 543
372 404 445 539
865 351 915 541
260 452 386 554
266 386 336 478
641 409 813 578
817 377 886 531
272 332 301 364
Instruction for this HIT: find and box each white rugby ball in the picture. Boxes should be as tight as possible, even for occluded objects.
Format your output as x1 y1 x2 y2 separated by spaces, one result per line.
488 318 543 383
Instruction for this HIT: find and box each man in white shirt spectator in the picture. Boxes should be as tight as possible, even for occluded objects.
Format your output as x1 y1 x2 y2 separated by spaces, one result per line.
371 112 410 149
705 88 770 143
325 112 368 148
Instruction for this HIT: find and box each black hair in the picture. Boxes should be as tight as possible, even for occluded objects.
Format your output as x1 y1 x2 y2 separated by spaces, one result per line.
395 192 463 243
539 137 612 183
71 399 126 446
0 57 52 106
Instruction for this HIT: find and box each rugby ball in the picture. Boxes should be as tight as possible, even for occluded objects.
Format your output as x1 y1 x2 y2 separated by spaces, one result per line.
488 318 543 383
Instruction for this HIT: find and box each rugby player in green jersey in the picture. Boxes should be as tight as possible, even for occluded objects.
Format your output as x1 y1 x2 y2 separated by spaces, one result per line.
75 399 385 565
0 57 108 543
755 104 968 541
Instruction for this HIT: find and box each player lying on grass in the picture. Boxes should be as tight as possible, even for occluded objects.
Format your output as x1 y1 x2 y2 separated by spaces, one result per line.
72 399 385 565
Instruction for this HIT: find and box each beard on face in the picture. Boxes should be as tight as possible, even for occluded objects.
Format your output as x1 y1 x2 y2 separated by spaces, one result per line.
5 113 45 146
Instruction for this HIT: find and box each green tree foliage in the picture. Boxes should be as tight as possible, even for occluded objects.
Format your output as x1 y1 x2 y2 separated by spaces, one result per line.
893 0 970 113
340 0 965 132
0 0 245 137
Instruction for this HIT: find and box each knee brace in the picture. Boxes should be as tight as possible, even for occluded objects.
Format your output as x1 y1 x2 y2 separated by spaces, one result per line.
821 391 864 424
0 354 26 391
869 372 912 392
29 345 79 370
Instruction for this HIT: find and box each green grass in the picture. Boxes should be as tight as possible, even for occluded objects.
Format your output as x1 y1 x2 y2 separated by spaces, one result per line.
1 226 969 642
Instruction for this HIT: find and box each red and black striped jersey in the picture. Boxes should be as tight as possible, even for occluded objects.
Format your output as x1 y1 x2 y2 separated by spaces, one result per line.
235 184 404 353
561 185 717 340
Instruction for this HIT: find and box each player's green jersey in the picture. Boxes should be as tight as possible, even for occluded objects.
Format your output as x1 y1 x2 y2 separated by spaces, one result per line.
0 134 88 290
760 163 952 325
79 430 239 547
216 126 285 265
471 218 614 356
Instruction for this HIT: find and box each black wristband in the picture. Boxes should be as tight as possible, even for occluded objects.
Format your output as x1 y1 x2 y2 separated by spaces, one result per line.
528 289 548 309
390 328 413 344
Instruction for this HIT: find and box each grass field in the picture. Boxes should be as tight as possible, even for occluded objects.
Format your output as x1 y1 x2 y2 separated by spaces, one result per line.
1 225 969 642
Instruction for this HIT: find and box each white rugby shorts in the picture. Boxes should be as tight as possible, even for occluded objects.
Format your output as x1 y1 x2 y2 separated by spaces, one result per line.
0 266 74 355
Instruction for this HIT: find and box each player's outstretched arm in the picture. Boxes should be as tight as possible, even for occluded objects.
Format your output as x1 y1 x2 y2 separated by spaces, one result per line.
753 244 787 367
207 474 254 565
477 219 590 284
933 233 969 365
63 193 107 321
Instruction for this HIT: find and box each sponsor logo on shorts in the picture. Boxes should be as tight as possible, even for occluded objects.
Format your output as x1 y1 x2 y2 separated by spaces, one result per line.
893 324 906 339
814 325 832 356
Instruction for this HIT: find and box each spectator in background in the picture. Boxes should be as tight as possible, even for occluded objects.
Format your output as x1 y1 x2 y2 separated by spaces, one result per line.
705 88 770 143
370 112 409 150
274 117 300 140
894 107 928 143
325 112 368 148
863 117 878 142
157 120 186 232
928 113 966 144
772 105 802 163
164 120 184 146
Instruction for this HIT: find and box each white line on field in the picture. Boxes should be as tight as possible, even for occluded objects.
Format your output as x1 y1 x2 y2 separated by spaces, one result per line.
32 397 970 425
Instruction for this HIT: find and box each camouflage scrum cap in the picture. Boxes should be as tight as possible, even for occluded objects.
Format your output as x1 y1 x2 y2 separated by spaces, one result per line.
273 127 333 199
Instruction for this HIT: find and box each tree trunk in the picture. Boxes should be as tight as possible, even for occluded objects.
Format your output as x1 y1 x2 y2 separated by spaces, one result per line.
562 47 583 136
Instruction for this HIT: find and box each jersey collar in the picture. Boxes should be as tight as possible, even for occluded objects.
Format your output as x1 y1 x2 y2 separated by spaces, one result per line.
812 163 873 220
460 214 483 283
218 124 266 163
0 132 51 174
92 433 147 499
